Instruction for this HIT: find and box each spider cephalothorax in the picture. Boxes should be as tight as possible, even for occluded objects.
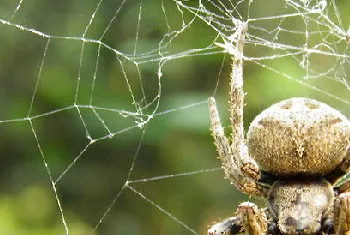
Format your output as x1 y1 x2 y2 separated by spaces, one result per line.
268 179 335 234
207 21 350 235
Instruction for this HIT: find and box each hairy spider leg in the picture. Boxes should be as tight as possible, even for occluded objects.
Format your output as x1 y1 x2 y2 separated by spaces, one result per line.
208 21 266 196
334 192 350 235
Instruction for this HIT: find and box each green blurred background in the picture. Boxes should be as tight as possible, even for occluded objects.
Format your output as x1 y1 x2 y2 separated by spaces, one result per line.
0 1 350 234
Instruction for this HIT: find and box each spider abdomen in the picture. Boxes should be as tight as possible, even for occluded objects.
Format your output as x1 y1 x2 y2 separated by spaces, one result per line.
247 97 350 176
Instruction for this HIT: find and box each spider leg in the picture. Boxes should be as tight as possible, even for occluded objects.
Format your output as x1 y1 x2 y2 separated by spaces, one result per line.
334 192 350 235
208 21 267 196
209 98 265 196
239 202 267 235
208 216 243 235
207 202 267 235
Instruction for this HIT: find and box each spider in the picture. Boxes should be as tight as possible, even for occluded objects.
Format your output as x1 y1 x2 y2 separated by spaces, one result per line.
207 21 350 235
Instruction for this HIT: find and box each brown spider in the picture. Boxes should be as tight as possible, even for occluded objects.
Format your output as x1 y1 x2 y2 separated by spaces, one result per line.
207 21 350 235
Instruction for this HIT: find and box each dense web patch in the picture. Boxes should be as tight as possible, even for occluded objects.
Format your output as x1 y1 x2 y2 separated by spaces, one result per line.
0 0 350 234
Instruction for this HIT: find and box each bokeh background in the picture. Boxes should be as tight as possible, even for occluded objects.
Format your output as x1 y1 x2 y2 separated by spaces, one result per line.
1 1 350 234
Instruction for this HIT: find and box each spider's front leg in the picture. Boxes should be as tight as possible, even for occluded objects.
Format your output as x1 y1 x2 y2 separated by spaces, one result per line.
208 97 264 196
327 147 350 234
208 202 267 235
208 21 265 196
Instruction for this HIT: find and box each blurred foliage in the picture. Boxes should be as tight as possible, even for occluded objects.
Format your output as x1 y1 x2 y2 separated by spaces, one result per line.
0 184 92 234
0 0 350 235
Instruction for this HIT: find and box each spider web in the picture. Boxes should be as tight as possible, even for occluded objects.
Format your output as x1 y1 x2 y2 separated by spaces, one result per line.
0 0 350 234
